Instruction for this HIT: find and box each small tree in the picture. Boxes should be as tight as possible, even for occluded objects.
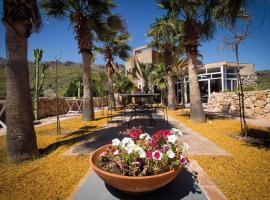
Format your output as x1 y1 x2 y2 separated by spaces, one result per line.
54 55 61 135
223 18 251 138
33 49 48 120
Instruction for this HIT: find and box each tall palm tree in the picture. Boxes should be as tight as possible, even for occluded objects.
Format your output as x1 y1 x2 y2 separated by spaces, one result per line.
98 18 130 109
148 16 183 109
41 0 116 121
2 0 41 162
158 0 251 122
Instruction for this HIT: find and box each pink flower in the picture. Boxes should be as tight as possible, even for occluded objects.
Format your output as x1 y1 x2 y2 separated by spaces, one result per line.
134 159 142 167
152 130 172 141
129 128 142 139
180 155 188 165
146 150 152 159
152 150 163 160
100 152 107 157
150 140 156 146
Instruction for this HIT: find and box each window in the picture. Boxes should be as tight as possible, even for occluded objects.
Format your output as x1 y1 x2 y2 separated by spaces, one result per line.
201 75 211 79
226 67 236 73
210 79 222 93
226 74 237 78
207 67 221 73
198 68 206 74
212 73 221 78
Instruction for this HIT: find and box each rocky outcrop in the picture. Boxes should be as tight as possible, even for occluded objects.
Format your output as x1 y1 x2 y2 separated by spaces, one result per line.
207 90 270 119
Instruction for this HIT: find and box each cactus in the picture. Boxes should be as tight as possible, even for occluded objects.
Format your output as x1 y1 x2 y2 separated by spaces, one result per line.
77 80 81 98
33 49 47 120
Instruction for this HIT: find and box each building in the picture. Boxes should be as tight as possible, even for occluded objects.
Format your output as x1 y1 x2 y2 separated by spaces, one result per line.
125 46 257 103
179 61 256 103
125 45 160 90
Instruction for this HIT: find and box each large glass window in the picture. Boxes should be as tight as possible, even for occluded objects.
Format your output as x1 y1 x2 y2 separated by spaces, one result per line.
199 80 209 103
210 79 222 93
226 80 232 91
226 67 236 73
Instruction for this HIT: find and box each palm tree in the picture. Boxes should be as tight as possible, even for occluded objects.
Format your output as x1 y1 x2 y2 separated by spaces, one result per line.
97 18 131 109
148 16 183 109
41 0 116 121
2 0 41 162
113 73 134 106
158 0 251 122
133 61 155 93
150 64 167 105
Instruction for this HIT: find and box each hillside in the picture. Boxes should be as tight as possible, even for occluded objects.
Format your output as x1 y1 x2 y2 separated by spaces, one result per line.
256 70 270 90
0 62 108 97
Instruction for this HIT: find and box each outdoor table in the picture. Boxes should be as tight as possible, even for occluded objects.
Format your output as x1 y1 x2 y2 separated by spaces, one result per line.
0 100 6 128
65 97 83 114
120 93 160 126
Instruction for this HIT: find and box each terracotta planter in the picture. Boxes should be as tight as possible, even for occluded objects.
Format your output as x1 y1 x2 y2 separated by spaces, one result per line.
90 144 182 194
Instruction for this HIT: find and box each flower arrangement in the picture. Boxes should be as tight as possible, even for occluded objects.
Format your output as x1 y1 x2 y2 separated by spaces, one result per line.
97 128 189 176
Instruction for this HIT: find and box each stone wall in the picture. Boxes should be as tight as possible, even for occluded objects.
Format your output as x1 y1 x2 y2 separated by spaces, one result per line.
0 97 109 121
240 73 257 86
38 97 109 119
38 97 69 119
207 90 270 119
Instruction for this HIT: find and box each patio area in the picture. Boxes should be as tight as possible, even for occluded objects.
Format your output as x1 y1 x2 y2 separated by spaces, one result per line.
0 109 269 200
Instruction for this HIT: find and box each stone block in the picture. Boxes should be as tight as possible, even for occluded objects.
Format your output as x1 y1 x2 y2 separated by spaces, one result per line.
254 100 265 108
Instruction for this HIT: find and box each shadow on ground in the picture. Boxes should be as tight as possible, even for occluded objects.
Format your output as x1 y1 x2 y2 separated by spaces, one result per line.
105 169 202 200
244 127 270 149
39 125 97 156
65 112 173 155
73 168 207 200
39 112 169 156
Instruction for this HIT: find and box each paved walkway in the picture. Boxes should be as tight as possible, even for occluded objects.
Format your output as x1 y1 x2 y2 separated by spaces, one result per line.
205 110 270 128
65 110 229 199
65 111 231 156
68 160 227 200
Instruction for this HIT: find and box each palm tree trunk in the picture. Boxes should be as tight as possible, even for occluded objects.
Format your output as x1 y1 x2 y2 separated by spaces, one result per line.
107 69 116 110
5 23 38 163
187 53 206 122
82 52 95 121
167 73 176 110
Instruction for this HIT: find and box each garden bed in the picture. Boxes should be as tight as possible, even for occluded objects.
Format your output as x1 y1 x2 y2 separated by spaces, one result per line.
168 109 270 200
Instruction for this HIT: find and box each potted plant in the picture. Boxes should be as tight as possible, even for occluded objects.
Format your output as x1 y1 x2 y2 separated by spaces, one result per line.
90 128 189 194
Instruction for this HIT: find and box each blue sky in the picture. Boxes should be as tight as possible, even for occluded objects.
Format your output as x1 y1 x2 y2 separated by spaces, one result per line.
0 0 270 71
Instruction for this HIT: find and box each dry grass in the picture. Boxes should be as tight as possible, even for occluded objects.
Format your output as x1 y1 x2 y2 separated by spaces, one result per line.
0 111 111 200
168 109 270 200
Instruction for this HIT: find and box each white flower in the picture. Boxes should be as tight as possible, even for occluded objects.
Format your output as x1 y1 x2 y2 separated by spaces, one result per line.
168 134 178 144
112 138 121 146
139 133 151 141
183 142 190 150
120 137 134 148
135 147 146 158
126 143 137 154
167 149 175 158
113 150 119 155
171 128 183 136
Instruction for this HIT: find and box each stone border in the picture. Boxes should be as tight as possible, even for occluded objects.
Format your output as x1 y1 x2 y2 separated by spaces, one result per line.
190 160 227 200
